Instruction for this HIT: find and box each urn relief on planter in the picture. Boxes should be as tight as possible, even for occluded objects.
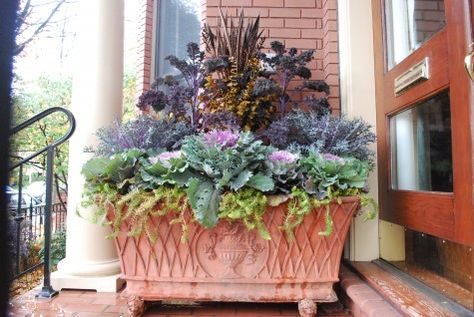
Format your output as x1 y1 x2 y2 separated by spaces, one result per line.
204 222 265 279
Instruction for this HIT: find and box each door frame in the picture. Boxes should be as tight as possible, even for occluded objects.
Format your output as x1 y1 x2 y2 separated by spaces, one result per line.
372 0 473 247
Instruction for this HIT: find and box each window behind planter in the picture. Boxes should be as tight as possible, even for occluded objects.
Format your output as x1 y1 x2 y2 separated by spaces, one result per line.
154 0 201 79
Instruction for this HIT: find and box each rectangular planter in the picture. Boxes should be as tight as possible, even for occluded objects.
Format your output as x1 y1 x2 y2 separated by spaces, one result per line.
110 196 360 316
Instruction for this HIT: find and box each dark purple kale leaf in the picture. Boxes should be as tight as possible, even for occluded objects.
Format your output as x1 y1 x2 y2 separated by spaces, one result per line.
95 115 193 156
136 42 206 130
200 111 242 132
264 110 376 165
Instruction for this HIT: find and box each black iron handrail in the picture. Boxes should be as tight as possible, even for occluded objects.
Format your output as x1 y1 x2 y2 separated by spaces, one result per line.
10 107 75 170
9 107 75 298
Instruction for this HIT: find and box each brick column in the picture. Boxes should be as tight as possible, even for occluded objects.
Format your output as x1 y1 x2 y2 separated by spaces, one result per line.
136 0 155 96
322 0 340 112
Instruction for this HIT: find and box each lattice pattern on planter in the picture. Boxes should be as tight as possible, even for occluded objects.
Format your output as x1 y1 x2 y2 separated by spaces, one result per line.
112 197 360 282
260 199 359 281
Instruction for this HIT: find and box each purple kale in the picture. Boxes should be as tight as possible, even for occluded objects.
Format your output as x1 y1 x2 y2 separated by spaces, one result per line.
302 80 330 94
264 110 376 165
270 41 285 55
303 95 331 118
94 116 193 156
203 56 229 73
136 42 206 131
200 111 241 131
136 89 167 112
252 79 281 98
295 66 312 80
259 41 319 117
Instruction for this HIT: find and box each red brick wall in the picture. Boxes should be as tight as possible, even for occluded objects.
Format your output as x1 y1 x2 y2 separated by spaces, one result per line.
136 0 154 94
137 0 340 111
322 0 339 112
414 0 445 43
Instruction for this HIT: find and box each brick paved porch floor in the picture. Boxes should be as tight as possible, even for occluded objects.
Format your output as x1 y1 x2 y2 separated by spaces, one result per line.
9 287 352 316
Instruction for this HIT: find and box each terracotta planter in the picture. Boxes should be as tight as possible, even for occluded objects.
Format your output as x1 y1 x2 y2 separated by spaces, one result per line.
110 196 360 316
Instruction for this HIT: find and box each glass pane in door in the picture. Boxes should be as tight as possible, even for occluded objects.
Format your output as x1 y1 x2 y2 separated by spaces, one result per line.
390 90 452 191
385 0 446 68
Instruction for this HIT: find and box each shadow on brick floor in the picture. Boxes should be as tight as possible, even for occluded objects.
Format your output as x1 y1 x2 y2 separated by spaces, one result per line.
8 287 352 316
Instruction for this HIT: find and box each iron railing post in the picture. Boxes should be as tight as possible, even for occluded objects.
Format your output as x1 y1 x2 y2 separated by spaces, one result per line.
36 147 58 298
9 107 75 296
29 201 33 238
14 164 24 275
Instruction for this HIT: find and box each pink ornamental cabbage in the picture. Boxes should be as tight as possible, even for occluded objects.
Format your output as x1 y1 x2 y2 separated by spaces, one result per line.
203 130 239 148
322 153 344 164
269 150 298 164
148 156 159 165
150 151 182 167
159 150 182 162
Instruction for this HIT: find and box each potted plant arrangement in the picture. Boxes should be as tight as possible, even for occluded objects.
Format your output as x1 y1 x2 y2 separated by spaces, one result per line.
81 10 376 317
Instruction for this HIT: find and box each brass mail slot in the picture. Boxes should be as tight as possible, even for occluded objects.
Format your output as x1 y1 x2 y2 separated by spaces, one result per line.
394 58 430 95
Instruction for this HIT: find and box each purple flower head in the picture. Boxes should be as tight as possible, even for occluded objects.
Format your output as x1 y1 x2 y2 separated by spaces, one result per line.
203 130 240 148
269 150 298 164
322 153 344 164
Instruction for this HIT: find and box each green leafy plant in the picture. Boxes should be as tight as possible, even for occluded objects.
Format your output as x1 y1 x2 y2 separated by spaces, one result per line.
39 229 66 269
113 186 189 243
182 130 274 227
266 150 301 193
280 187 311 240
139 151 193 189
81 9 378 243
301 153 370 199
81 149 146 225
81 128 376 241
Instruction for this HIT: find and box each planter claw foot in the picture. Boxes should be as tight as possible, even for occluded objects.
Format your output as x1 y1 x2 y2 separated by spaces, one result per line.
298 299 317 317
126 294 145 317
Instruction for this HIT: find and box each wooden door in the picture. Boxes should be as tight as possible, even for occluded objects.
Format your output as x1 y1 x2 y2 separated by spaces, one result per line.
372 0 473 247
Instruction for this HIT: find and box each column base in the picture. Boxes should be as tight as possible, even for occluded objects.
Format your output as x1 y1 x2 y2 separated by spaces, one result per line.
51 271 124 292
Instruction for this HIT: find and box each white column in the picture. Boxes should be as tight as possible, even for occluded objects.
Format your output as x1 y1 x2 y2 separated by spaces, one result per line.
338 0 380 261
51 0 125 292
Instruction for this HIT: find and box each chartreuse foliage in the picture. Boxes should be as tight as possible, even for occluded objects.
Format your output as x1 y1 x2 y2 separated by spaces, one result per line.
218 188 270 240
114 186 188 243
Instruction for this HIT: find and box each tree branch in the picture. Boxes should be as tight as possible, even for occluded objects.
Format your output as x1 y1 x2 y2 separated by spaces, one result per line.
14 0 68 56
